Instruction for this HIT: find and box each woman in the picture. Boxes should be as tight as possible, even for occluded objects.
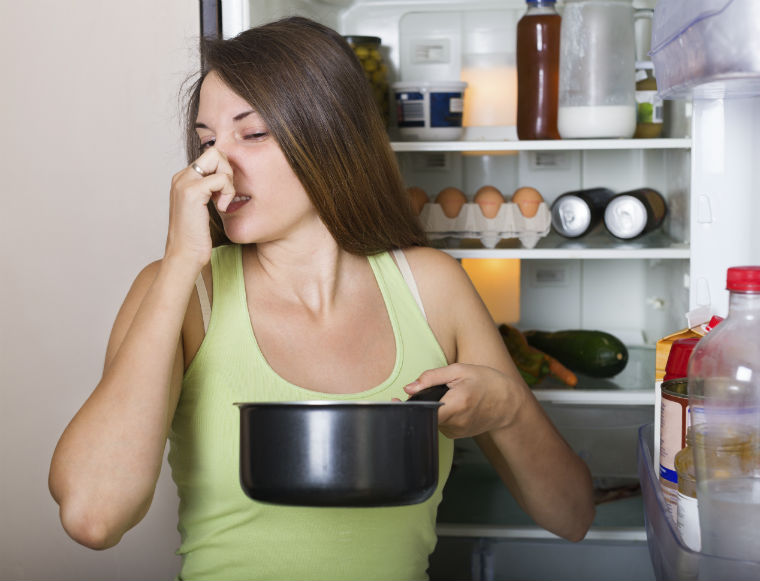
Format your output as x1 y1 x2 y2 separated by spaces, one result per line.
49 16 594 581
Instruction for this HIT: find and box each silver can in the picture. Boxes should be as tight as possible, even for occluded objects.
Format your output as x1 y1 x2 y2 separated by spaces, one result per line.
551 187 615 238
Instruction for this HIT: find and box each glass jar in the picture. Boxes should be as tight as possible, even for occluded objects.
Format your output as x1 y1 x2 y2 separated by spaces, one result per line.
557 0 637 138
674 429 701 551
344 36 389 126
633 61 664 138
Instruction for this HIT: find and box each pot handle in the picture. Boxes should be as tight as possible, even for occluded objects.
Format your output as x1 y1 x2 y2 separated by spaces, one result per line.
407 384 449 402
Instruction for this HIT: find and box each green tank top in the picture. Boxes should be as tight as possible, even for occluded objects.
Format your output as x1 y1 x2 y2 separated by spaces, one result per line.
168 245 453 581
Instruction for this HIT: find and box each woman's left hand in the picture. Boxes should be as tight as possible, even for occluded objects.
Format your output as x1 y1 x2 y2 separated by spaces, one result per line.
404 363 523 439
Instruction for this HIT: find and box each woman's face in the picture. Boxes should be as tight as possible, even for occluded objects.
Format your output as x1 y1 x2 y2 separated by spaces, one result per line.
194 71 320 245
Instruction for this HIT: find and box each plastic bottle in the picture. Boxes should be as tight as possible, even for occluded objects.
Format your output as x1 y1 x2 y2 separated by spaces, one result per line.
687 266 760 562
516 0 561 140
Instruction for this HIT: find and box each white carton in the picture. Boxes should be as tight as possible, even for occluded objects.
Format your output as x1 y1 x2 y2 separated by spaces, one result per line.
419 202 551 249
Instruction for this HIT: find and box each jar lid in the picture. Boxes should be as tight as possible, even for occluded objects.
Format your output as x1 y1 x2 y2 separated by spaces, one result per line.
726 266 760 291
343 35 381 46
664 337 700 381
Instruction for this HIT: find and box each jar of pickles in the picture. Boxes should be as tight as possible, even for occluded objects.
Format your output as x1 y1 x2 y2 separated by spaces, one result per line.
344 36 389 126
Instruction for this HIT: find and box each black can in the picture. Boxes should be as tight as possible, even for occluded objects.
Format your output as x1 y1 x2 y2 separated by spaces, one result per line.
603 188 667 240
550 187 615 238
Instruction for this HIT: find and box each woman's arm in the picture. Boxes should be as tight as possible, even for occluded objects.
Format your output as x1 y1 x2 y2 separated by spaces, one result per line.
403 248 595 542
48 258 196 549
49 148 236 550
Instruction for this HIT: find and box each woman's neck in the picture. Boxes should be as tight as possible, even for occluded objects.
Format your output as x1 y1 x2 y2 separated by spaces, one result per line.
244 235 363 317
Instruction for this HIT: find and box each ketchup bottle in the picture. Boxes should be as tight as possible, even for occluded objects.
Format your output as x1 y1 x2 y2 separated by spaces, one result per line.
516 0 561 140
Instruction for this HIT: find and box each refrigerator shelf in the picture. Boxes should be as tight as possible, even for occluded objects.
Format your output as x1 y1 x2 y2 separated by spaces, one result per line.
533 389 654 406
391 138 692 153
435 451 647 542
439 231 689 260
436 523 646 543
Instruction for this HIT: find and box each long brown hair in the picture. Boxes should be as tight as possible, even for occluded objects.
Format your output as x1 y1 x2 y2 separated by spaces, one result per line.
183 16 427 254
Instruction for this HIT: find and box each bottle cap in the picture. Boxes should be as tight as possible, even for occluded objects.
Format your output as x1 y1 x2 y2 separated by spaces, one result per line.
704 315 723 332
664 337 700 381
726 266 760 291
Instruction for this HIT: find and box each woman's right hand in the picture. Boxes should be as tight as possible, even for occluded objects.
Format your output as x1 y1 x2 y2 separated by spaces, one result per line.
165 147 236 269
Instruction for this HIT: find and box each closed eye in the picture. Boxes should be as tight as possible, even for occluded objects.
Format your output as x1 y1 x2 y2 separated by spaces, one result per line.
243 132 269 140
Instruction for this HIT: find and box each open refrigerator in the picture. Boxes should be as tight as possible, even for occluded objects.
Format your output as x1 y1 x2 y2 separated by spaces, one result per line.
209 1 760 579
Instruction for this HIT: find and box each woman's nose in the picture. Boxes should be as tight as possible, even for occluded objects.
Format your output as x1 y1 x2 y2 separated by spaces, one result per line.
211 138 240 168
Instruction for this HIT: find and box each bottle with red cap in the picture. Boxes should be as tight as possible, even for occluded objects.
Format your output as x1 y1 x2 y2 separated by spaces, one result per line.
687 266 760 562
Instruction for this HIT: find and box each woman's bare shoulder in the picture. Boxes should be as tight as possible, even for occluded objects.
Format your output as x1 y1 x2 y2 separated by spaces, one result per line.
401 246 472 290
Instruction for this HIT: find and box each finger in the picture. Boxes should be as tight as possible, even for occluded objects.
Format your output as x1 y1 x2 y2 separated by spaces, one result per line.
202 174 236 212
403 365 461 396
436 404 455 427
194 147 234 179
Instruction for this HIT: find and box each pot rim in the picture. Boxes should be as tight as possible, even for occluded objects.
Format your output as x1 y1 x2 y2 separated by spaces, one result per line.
234 400 443 408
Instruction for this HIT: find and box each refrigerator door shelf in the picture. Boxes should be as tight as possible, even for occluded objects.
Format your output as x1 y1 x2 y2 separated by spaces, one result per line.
651 0 760 99
638 423 760 580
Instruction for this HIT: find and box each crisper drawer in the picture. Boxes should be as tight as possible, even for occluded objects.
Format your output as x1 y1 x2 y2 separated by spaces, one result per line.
543 403 652 479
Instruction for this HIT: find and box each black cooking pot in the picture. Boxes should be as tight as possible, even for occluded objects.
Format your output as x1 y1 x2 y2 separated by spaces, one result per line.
235 384 448 507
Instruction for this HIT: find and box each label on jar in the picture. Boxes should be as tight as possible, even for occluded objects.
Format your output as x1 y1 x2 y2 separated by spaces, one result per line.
660 477 679 526
660 388 689 484
396 91 425 128
636 90 663 124
676 491 701 551
430 92 463 128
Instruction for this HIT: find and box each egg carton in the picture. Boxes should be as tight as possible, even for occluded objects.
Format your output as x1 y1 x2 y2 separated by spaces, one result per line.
420 202 551 249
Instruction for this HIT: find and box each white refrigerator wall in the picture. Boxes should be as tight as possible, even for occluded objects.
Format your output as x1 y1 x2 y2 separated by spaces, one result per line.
235 0 683 344
689 96 760 317
1 1 199 579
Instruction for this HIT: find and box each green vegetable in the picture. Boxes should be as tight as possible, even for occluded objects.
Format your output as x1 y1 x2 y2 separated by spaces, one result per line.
523 329 628 378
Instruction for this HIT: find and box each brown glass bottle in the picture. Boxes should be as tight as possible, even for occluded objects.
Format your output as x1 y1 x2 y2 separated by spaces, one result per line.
516 0 561 140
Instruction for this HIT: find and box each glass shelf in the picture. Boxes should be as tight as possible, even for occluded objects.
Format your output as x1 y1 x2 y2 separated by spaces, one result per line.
436 454 646 542
391 137 692 153
436 230 689 260
529 344 656 406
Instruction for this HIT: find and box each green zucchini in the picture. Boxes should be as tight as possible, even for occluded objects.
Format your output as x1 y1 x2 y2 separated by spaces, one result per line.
523 329 628 378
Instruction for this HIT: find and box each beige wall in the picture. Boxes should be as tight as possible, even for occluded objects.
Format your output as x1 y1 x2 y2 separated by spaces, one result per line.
1 1 200 578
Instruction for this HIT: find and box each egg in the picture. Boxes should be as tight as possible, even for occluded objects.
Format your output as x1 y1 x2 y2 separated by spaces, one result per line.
406 186 429 215
435 187 467 218
474 185 506 219
511 186 544 218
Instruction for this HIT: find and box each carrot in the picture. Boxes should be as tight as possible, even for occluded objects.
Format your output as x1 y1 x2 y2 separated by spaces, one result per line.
545 354 578 387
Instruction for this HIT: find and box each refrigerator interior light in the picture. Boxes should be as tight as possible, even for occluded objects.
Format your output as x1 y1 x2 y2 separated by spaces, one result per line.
461 259 521 325
461 62 517 129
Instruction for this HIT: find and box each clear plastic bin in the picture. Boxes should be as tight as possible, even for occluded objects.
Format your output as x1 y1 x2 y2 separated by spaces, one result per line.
638 423 760 580
650 0 760 99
